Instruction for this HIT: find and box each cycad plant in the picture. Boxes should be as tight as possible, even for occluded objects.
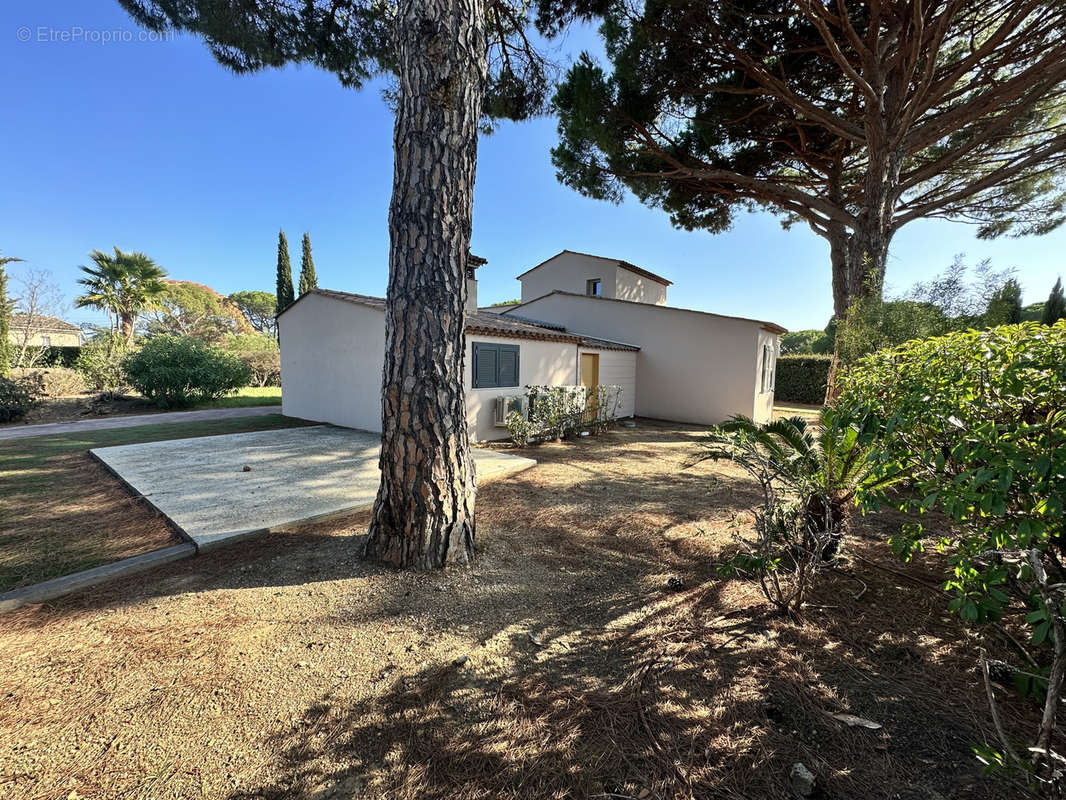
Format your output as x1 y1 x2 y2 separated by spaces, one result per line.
75 248 168 349
688 408 902 616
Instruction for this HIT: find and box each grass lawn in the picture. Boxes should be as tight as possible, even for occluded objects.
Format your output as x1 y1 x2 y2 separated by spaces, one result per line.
0 414 309 592
191 386 282 409
773 401 823 423
0 423 1037 800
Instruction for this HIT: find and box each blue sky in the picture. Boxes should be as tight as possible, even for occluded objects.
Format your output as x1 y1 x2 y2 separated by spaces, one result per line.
2 1 1064 333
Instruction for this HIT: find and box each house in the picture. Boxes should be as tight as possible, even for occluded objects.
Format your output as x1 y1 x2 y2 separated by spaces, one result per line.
7 314 84 348
279 251 784 441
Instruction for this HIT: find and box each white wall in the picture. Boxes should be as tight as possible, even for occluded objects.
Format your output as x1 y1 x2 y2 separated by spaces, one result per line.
579 347 637 419
512 294 775 425
280 295 582 442
520 252 619 302
754 328 779 423
466 333 578 441
615 268 668 305
280 294 386 432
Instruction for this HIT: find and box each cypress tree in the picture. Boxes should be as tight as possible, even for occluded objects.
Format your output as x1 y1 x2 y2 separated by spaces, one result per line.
275 230 294 313
1043 277 1066 325
0 252 24 377
984 278 1023 327
298 233 318 296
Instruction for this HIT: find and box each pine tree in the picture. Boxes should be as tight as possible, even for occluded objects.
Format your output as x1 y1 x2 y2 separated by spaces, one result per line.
298 233 318 296
275 230 294 313
1043 278 1066 325
984 278 1023 327
0 252 25 377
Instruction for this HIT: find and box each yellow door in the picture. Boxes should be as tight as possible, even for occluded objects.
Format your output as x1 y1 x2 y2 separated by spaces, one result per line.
580 353 599 390
580 353 599 421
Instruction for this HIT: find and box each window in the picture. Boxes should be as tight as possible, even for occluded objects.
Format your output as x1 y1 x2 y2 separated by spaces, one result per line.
586 279 602 297
760 343 775 393
39 335 51 348
472 342 520 388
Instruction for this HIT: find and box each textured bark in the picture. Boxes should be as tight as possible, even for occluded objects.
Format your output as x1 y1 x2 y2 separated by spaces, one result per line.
363 0 487 569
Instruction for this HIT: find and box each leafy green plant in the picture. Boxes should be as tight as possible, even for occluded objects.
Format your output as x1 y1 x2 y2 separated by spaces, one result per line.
687 410 902 617
0 375 37 422
75 341 130 396
122 335 251 409
837 321 1066 789
506 384 623 446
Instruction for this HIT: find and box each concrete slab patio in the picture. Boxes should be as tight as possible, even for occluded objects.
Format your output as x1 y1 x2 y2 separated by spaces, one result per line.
90 426 536 551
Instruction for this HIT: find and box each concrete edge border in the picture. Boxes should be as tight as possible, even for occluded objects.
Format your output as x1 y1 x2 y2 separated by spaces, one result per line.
88 448 199 549
0 543 196 614
1 448 537 613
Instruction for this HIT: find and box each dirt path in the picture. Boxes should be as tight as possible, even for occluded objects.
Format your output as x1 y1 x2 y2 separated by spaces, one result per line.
0 406 279 441
0 425 1033 799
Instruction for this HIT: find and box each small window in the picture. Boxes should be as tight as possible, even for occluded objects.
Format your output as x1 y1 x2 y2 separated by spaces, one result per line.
472 342 520 388
40 335 51 348
586 279 602 297
760 343 775 393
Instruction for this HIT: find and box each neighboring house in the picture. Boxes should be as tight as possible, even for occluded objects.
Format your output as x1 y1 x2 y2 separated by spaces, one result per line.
279 251 784 441
8 313 84 348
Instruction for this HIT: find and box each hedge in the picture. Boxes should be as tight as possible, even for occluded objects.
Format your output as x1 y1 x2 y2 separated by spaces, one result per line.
22 345 82 367
775 354 831 405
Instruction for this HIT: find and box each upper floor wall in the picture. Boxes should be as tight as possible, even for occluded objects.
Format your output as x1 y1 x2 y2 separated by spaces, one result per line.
518 251 670 306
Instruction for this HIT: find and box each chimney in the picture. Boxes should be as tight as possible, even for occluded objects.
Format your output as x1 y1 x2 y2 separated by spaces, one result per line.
466 253 486 316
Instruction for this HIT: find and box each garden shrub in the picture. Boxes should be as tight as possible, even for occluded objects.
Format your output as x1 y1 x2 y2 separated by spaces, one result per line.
506 385 623 446
75 343 130 395
687 409 900 617
836 321 1066 787
9 367 87 398
222 333 281 386
236 349 281 387
0 376 37 422
21 345 82 368
123 335 251 408
775 355 831 404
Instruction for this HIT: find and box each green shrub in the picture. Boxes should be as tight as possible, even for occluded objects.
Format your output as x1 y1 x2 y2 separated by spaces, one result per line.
0 376 37 422
9 367 87 398
21 345 82 368
836 321 1066 786
221 333 280 386
775 355 831 405
506 385 623 446
687 409 901 617
122 335 251 408
75 343 130 395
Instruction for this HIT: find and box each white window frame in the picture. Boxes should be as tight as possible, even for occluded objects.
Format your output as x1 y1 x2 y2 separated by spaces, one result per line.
760 343 775 393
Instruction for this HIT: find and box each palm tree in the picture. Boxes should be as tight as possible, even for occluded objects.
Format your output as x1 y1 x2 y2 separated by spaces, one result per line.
75 248 168 348
689 409 902 557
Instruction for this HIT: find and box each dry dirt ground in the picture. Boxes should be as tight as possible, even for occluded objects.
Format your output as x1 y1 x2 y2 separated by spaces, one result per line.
0 423 1040 799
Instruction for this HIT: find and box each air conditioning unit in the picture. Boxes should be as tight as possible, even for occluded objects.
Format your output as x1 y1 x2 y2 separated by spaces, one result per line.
494 395 528 426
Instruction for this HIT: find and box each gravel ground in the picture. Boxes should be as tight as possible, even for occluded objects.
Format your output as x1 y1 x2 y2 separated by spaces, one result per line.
0 423 1036 799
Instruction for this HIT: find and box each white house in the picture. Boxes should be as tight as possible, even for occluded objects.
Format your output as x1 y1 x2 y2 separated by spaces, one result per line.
279 251 784 441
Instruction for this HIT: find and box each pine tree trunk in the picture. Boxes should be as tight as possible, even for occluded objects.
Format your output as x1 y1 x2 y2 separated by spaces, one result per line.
363 0 486 569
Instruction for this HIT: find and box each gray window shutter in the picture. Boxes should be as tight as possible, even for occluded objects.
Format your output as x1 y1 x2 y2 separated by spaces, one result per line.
473 344 498 388
498 345 519 387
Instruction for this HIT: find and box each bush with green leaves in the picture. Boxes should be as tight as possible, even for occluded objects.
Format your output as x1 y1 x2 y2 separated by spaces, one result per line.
75 342 130 396
122 335 251 408
222 333 280 387
775 355 832 405
0 376 37 422
506 384 623 446
687 409 900 617
836 321 1066 788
